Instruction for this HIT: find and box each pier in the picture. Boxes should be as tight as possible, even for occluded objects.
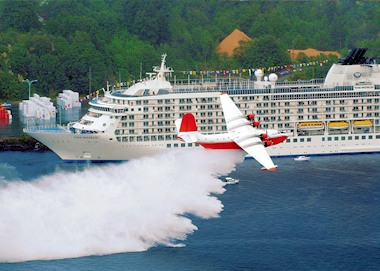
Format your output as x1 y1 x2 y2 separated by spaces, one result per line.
0 136 49 151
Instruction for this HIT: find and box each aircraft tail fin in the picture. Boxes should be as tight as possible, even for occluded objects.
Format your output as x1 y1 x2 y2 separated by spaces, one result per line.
179 113 197 132
176 113 199 143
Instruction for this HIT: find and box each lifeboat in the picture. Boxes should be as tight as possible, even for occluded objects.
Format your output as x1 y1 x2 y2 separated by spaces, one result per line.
353 119 372 127
328 121 349 130
297 121 324 131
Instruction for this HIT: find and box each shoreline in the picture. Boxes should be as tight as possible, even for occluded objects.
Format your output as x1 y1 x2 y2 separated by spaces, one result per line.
0 137 49 151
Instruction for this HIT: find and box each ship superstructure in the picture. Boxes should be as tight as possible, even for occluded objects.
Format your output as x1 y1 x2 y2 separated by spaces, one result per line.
25 49 380 161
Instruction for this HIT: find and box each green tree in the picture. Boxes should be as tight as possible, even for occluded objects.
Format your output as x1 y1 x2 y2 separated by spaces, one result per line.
235 35 291 69
0 71 22 100
107 32 158 83
121 0 171 45
0 0 41 32
7 42 31 77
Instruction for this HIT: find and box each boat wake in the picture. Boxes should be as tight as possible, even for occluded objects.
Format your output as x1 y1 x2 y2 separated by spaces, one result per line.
0 149 244 262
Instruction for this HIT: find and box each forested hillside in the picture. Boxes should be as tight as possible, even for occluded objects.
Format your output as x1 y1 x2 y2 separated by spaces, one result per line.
0 0 379 100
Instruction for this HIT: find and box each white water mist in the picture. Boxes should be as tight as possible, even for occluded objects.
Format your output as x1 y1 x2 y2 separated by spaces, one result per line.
0 149 244 262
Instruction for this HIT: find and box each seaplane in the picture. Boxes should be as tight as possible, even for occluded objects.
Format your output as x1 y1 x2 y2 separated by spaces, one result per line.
176 93 288 171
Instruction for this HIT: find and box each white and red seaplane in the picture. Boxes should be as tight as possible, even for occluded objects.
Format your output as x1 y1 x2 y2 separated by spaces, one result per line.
176 93 288 171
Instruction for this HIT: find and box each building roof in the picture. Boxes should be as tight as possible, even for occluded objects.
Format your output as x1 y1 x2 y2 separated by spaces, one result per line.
216 29 252 57
289 48 341 61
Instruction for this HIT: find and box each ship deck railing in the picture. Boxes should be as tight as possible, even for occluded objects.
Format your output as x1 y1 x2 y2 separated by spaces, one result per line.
110 77 327 96
23 124 70 134
170 78 326 92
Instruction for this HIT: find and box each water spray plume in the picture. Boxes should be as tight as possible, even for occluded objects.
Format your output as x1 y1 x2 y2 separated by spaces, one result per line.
0 149 244 262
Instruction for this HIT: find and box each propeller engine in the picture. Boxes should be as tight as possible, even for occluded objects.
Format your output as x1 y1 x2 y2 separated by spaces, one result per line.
246 113 260 127
260 133 274 147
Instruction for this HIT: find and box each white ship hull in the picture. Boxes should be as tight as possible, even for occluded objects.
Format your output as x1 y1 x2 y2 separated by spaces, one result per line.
28 129 380 161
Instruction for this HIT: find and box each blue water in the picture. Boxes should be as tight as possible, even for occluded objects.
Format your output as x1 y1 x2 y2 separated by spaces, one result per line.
0 151 379 270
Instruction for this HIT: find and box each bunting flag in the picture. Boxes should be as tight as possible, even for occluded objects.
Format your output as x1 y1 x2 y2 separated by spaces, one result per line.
79 89 103 102
176 59 330 77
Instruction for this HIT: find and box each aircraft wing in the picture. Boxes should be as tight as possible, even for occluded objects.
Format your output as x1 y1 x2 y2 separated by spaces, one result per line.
220 93 277 171
235 135 277 171
220 93 251 132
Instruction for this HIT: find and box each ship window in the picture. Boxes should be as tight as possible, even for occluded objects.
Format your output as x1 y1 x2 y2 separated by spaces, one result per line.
300 138 304 142
167 144 171 148
328 137 332 141
362 136 366 140
181 143 185 147
286 139 290 143
355 136 359 140
307 138 311 142
322 138 325 141
334 137 339 141
293 139 297 143
376 135 380 139
342 137 345 140
188 143 192 147
144 136 150 141
174 144 178 147
369 136 373 139
348 136 352 140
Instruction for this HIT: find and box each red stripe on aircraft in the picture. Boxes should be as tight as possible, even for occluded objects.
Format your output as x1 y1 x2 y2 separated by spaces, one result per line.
199 142 242 150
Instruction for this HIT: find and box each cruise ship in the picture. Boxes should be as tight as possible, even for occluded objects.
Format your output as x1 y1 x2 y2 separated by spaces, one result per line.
25 49 380 161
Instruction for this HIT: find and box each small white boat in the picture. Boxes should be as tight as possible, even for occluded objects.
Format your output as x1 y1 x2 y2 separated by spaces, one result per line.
224 177 240 185
294 156 310 161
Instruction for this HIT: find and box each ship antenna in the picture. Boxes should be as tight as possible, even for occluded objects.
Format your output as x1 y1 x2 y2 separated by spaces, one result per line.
160 53 167 71
153 53 173 79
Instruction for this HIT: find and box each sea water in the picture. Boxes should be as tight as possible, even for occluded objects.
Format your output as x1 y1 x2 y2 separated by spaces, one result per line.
0 150 379 270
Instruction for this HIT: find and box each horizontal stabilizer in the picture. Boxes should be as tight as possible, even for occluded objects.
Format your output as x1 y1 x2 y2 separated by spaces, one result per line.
177 132 199 143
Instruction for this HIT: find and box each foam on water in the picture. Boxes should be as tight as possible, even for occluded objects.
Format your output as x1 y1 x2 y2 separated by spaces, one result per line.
0 149 244 262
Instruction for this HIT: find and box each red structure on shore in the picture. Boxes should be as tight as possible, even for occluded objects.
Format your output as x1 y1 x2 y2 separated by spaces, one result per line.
0 105 11 126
